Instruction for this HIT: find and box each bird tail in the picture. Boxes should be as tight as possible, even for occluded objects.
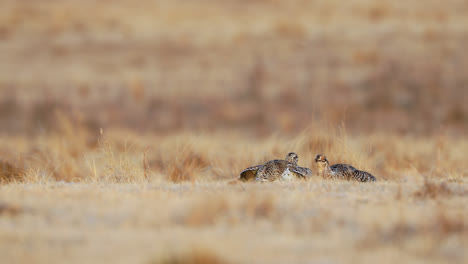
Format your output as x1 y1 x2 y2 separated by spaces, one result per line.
356 171 377 182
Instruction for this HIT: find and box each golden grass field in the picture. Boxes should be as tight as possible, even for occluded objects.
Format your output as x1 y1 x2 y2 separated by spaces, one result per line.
0 124 466 264
0 0 467 263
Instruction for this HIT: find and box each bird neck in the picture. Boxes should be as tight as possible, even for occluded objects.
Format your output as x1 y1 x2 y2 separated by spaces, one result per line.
317 161 332 176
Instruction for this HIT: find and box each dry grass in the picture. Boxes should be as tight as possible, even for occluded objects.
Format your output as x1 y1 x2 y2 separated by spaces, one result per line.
0 121 466 264
153 248 230 264
413 178 463 199
0 160 24 184
0 0 467 135
0 181 465 264
1 117 465 184
0 0 467 263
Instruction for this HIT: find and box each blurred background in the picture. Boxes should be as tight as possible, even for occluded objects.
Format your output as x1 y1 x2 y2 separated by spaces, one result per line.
1 0 467 137
0 3 466 263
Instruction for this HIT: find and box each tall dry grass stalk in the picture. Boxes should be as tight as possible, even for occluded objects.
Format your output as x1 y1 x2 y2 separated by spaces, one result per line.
0 116 464 184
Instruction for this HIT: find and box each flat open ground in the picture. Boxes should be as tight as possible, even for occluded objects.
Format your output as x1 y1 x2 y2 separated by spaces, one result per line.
0 181 466 264
0 120 467 264
0 0 467 263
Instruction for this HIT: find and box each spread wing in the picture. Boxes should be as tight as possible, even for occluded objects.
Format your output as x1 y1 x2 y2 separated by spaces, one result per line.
289 165 313 179
239 165 263 182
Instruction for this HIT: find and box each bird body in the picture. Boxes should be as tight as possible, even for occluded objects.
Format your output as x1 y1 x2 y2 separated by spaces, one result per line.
239 153 312 182
315 155 376 182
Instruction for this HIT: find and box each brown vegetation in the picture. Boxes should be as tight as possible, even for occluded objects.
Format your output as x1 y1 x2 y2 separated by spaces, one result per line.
0 0 467 136
0 202 22 216
413 178 462 199
0 160 24 183
0 0 466 263
154 248 230 264
0 182 465 264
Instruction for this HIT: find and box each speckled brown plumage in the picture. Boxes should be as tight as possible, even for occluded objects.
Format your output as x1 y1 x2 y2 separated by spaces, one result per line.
315 154 376 182
238 152 313 182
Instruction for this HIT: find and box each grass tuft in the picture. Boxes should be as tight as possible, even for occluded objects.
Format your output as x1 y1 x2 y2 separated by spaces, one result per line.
0 160 24 184
413 178 455 199
152 248 230 264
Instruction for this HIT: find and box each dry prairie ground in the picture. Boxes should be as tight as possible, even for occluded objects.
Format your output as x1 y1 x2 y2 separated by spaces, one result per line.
0 181 466 264
1 0 468 263
0 124 467 264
